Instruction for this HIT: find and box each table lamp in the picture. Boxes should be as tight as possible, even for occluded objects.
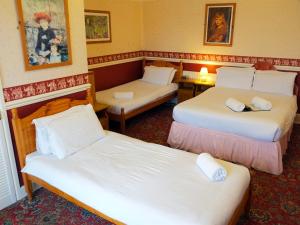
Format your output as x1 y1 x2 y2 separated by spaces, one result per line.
199 67 208 82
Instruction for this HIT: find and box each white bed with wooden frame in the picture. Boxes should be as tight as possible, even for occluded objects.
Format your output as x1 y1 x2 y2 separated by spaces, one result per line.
12 89 251 225
95 59 183 133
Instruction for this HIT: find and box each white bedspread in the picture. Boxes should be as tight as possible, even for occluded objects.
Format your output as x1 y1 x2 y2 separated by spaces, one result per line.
173 87 297 141
23 131 250 225
96 80 178 114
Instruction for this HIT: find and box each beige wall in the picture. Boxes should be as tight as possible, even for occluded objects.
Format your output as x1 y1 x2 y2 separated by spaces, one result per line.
0 0 88 88
142 0 300 59
84 0 143 57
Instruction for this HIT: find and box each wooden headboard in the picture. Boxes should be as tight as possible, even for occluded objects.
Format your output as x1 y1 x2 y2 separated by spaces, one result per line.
11 88 93 171
143 59 183 82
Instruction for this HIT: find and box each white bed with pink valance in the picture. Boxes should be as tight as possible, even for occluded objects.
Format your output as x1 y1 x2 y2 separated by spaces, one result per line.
168 67 298 175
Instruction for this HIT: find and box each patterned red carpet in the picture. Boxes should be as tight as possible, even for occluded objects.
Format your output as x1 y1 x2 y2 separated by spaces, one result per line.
1 104 299 225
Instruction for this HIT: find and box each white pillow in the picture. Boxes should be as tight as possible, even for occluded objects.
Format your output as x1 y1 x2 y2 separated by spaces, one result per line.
142 66 174 85
168 69 177 84
33 104 86 155
253 70 297 96
216 67 255 90
47 104 105 159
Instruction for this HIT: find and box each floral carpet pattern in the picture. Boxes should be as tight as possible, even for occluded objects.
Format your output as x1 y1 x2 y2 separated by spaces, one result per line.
1 104 299 225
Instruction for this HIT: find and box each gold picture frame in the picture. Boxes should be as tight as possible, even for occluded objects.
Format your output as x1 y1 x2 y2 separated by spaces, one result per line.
85 10 112 44
16 0 72 71
203 3 236 47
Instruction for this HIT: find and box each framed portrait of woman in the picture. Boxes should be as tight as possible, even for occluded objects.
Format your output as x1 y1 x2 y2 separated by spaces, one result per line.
16 0 72 71
203 3 236 46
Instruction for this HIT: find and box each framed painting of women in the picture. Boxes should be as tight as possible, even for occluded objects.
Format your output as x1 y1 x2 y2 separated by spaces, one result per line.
17 0 72 71
84 10 112 44
203 3 236 46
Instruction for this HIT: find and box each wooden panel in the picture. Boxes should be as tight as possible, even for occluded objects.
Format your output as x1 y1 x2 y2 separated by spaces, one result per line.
295 73 300 111
91 60 144 92
183 63 221 73
11 89 92 172
28 174 124 225
7 91 88 185
228 186 250 225
107 92 177 133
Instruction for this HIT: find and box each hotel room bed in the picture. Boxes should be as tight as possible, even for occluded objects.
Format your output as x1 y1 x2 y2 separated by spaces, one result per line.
168 67 298 175
23 131 250 225
96 80 178 114
96 60 182 133
12 90 250 225
172 87 297 142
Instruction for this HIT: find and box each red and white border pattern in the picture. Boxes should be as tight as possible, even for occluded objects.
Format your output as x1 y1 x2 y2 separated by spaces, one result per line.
88 50 300 67
3 73 91 102
8 51 296 102
88 51 143 65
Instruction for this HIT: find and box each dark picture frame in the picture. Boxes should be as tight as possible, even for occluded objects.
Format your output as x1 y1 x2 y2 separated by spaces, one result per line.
203 3 236 46
84 10 112 44
16 0 72 71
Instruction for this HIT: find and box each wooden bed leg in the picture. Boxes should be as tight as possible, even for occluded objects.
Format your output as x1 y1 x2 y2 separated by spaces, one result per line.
120 120 126 134
120 108 126 134
142 58 146 68
23 174 33 201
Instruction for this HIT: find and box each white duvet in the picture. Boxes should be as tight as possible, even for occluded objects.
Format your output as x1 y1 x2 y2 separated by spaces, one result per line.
173 87 297 141
96 80 178 114
23 131 250 225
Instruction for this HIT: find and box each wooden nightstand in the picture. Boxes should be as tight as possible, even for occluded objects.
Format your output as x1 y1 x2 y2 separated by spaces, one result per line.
94 102 109 130
179 78 215 97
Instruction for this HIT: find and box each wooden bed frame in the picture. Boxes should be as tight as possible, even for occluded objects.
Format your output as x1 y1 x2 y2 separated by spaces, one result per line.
11 88 250 225
104 59 183 133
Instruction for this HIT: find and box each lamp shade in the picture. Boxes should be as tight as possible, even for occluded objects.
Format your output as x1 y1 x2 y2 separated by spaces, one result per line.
200 67 208 76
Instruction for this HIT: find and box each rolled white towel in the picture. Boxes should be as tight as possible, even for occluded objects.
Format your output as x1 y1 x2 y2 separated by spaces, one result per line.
225 98 245 112
196 153 227 181
113 92 134 99
251 96 272 110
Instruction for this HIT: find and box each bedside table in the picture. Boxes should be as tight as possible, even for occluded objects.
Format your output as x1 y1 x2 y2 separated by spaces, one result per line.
179 78 215 97
94 102 109 130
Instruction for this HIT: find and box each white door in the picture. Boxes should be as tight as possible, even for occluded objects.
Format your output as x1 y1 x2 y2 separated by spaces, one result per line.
0 118 16 210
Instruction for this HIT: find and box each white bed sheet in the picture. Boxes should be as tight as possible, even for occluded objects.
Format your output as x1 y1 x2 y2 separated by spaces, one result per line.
173 87 297 142
96 80 178 114
23 131 250 225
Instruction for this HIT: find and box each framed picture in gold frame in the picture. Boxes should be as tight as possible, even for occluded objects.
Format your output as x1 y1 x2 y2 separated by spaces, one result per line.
16 0 72 71
84 10 112 44
203 3 236 47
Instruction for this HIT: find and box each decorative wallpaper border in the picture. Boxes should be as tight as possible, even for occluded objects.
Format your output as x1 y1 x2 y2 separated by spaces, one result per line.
3 73 91 102
6 51 299 102
88 50 300 68
88 51 143 65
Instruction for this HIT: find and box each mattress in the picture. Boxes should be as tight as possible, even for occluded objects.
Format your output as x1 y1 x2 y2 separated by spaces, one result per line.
23 131 250 225
96 80 178 114
173 87 297 142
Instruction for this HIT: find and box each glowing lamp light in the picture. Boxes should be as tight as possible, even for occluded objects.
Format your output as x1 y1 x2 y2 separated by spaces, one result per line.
199 67 208 82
